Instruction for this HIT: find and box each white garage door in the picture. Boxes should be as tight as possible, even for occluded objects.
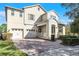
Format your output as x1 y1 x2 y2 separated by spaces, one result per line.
27 31 36 38
11 29 23 39
26 29 36 38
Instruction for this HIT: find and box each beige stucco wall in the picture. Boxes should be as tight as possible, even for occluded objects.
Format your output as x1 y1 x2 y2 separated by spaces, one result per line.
7 8 24 32
7 5 46 38
47 11 59 39
23 5 46 38
47 10 59 21
6 5 65 39
48 19 58 39
24 5 46 25
24 24 38 38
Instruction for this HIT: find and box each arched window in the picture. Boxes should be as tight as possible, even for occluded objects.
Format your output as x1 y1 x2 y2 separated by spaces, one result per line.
51 25 55 34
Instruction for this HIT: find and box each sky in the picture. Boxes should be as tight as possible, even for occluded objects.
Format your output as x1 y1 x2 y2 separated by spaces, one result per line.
0 3 70 25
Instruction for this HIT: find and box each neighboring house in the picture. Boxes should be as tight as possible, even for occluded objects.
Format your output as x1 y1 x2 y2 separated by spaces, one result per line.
5 4 65 40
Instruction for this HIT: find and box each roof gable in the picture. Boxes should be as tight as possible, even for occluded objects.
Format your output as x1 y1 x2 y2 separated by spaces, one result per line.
23 4 47 13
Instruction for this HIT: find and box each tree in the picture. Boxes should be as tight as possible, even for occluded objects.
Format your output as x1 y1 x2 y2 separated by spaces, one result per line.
61 3 79 19
65 23 72 35
61 3 79 35
0 24 7 33
71 17 79 34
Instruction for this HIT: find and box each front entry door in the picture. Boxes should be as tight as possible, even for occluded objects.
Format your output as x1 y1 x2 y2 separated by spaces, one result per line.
51 25 55 41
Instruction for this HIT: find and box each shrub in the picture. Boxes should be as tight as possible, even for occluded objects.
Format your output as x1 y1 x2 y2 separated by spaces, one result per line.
59 35 77 40
0 40 27 56
60 35 79 46
2 32 12 40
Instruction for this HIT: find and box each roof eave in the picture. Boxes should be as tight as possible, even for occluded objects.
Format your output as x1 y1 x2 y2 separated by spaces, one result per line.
5 6 24 12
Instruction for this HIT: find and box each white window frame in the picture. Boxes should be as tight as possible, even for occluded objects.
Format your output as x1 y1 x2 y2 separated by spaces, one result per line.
28 14 35 20
11 9 14 16
20 11 22 17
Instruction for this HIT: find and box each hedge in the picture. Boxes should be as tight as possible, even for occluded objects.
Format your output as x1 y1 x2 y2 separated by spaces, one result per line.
59 35 79 46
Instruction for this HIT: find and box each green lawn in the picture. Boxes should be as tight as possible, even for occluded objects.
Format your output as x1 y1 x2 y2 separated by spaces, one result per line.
0 40 28 56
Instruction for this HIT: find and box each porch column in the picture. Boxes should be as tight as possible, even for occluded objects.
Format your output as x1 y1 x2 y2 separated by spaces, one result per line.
63 26 65 35
55 26 58 38
46 24 49 39
48 22 52 40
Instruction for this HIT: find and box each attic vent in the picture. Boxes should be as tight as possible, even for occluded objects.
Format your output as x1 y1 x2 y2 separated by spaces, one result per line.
38 7 40 11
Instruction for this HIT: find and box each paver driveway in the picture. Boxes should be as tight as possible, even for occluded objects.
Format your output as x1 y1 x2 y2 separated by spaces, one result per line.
13 39 79 56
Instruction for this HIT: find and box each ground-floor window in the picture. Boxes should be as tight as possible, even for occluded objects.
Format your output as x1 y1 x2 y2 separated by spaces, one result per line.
26 29 36 32
58 25 63 33
12 29 23 31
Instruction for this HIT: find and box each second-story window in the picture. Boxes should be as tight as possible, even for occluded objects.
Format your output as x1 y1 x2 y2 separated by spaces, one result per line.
40 16 43 22
11 9 14 16
20 11 22 17
50 15 56 19
28 14 35 20
38 7 40 11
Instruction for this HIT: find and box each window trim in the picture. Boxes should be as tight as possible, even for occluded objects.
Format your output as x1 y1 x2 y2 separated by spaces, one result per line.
51 25 55 34
11 9 14 16
28 14 35 20
20 11 22 17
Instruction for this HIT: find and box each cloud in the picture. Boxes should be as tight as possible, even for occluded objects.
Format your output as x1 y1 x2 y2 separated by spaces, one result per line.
0 11 5 17
59 19 68 25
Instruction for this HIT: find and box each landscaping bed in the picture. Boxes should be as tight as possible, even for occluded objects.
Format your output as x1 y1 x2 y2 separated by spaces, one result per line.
0 40 27 56
59 35 79 46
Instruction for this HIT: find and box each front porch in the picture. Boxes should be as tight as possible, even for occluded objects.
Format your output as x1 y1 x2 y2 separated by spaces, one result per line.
37 22 49 39
37 21 58 40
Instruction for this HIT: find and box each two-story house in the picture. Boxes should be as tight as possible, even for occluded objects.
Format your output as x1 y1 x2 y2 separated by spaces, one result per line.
5 4 65 40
